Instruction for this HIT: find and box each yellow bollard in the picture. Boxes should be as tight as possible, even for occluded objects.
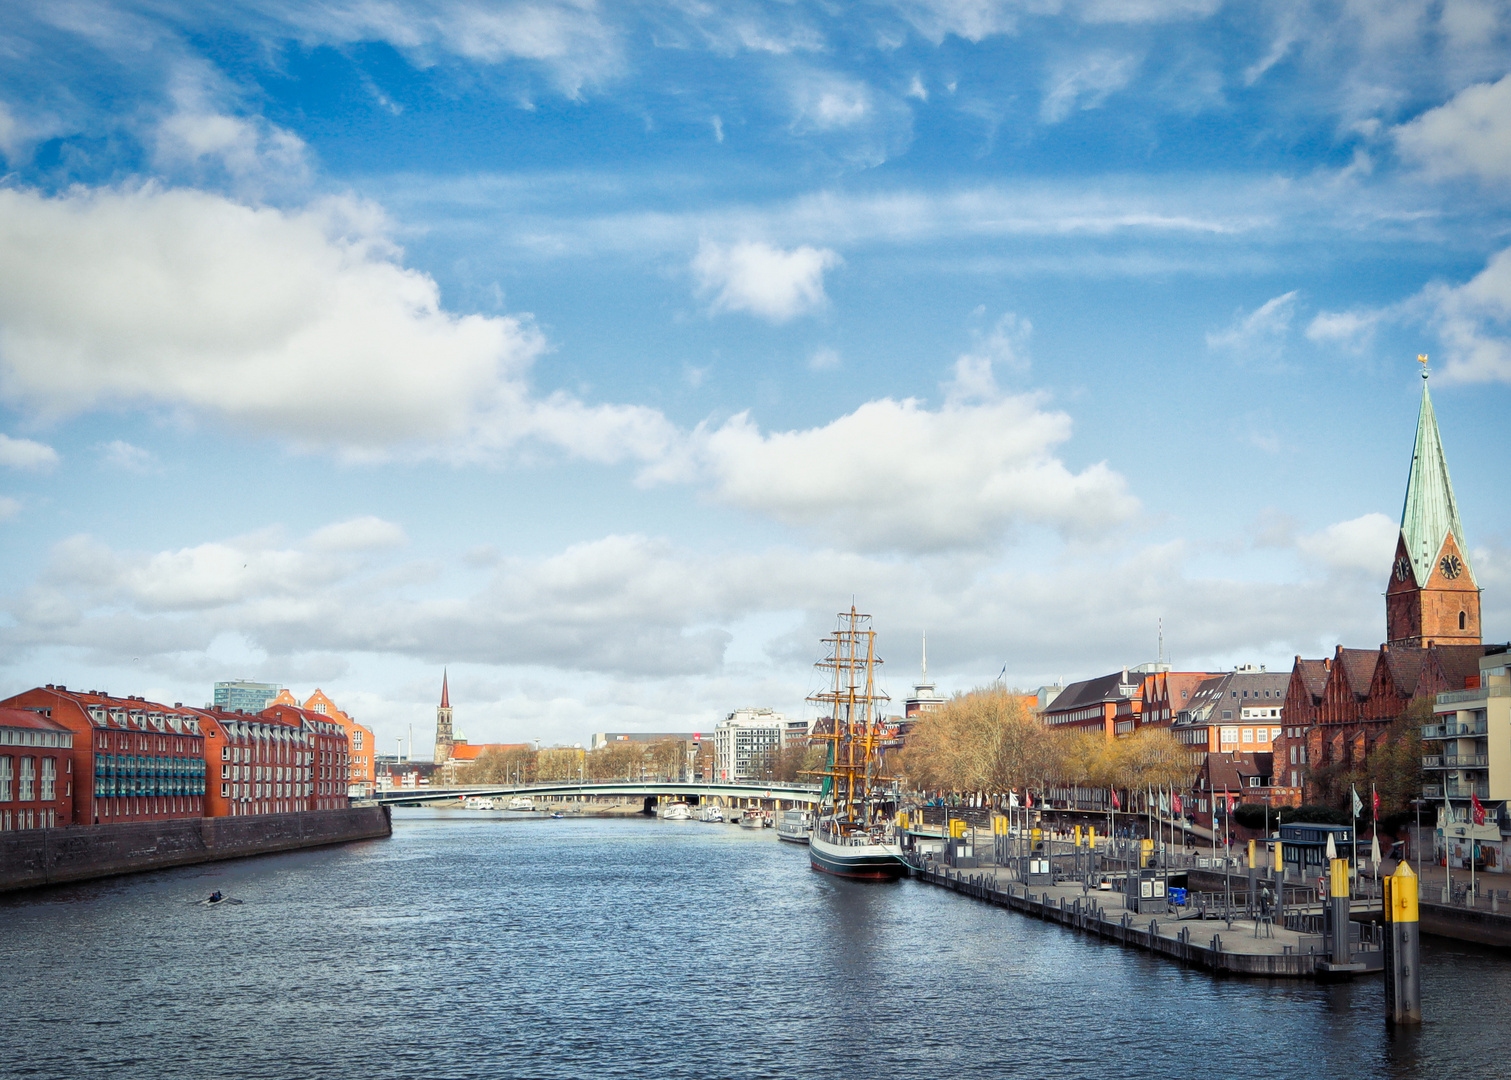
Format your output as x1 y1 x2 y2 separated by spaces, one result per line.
1384 862 1421 1025
1073 824 1083 846
1248 839 1256 870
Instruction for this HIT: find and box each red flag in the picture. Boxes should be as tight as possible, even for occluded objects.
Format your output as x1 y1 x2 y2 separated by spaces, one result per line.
1025 790 1034 809
1111 788 1121 810
1225 788 1236 813
1173 793 1183 815
1472 791 1486 827
1372 790 1380 819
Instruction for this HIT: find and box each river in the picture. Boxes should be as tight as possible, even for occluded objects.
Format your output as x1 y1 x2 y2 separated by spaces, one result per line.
1 811 1508 1079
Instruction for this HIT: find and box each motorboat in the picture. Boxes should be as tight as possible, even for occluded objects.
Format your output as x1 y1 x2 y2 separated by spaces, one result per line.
507 797 535 812
659 802 692 820
697 806 724 823
776 809 813 845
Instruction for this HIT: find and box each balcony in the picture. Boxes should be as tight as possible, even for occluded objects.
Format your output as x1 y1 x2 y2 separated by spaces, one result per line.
1422 781 1490 800
1422 754 1490 770
1422 721 1489 740
1436 685 1509 706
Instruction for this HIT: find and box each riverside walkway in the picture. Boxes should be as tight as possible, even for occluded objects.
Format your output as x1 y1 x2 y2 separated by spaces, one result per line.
910 859 1382 978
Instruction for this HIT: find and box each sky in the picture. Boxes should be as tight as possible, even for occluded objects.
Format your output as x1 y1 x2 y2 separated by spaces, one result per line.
1 0 1509 757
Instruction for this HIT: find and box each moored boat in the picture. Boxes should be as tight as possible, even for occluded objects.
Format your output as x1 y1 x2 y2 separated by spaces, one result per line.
776 808 813 845
805 605 905 880
659 801 692 820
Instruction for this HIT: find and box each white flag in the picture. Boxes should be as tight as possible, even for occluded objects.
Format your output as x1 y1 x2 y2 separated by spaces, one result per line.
1325 833 1337 860
1371 834 1382 869
1008 790 1020 808
1351 786 1363 818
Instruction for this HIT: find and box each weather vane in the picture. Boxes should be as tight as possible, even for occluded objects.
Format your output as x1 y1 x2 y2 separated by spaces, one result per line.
1418 353 1429 379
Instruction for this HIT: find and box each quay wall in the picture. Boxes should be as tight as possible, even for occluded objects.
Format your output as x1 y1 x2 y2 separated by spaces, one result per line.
0 805 391 893
1418 899 1511 949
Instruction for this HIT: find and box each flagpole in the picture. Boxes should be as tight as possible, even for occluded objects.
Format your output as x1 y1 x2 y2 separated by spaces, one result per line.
1372 781 1380 910
1351 784 1358 902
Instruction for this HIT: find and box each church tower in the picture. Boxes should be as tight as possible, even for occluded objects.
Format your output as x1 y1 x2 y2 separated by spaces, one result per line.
1385 362 1481 648
434 669 455 765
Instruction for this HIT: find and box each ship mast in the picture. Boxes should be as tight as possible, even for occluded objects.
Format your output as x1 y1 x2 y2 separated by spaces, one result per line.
807 605 890 825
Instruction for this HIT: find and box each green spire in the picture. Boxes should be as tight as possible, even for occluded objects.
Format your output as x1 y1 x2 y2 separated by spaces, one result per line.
1399 371 1472 587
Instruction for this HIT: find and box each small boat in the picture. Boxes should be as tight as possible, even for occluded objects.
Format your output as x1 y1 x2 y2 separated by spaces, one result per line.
697 805 723 822
507 797 535 811
776 809 813 845
550 811 566 819
738 810 766 829
659 802 692 820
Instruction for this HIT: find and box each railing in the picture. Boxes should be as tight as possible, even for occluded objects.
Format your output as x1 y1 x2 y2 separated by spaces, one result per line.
1422 782 1489 800
1422 721 1489 739
1436 686 1508 706
1423 754 1489 769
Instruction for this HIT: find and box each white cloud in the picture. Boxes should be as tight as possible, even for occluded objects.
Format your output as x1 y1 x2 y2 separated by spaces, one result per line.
99 440 155 473
153 68 310 192
1394 72 1511 183
691 239 842 322
0 496 18 522
0 184 678 464
1295 512 1397 576
0 433 58 470
1421 246 1511 384
1040 50 1141 122
308 516 408 552
256 0 623 97
948 312 1031 402
890 0 1218 43
696 392 1137 553
1304 308 1383 353
808 347 842 371
1206 290 1298 364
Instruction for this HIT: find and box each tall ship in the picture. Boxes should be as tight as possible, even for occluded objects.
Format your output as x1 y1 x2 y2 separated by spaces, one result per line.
806 606 906 880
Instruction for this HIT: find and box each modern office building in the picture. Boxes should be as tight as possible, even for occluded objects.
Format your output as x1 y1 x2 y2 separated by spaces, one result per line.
714 708 786 782
213 680 282 714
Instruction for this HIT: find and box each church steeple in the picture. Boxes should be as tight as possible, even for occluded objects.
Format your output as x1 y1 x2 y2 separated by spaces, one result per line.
1386 360 1480 647
434 668 455 765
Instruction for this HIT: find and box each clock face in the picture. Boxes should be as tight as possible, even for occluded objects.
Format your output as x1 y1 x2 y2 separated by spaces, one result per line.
1394 555 1412 582
1440 553 1464 580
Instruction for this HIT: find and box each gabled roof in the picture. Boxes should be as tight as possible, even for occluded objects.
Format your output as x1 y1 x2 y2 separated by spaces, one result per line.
1400 374 1474 586
1379 647 1428 697
1434 644 1489 690
1044 671 1138 715
1292 658 1330 700
1335 648 1378 697
0 707 74 736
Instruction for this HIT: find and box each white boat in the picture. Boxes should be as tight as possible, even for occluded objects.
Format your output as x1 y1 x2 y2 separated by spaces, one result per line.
776 809 813 845
659 802 692 820
463 796 483 810
506 797 535 811
738 810 768 829
697 806 724 823
805 606 906 881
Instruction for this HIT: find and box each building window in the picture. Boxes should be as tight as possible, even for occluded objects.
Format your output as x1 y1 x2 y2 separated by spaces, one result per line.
1242 729 1254 743
1460 611 1466 630
19 757 36 801
41 758 55 801
0 756 10 801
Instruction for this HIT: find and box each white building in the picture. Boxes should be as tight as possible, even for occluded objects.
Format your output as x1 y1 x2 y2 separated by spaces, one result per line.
714 708 787 782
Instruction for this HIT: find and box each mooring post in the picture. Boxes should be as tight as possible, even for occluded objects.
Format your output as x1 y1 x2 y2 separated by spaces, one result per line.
1330 857 1351 966
1384 861 1422 1027
1247 839 1257 920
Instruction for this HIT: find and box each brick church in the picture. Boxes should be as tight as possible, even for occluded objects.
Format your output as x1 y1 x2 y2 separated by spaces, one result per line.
1273 366 1486 806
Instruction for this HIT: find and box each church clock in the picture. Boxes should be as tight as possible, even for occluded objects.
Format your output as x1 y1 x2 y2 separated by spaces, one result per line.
1439 553 1464 580
1394 555 1412 582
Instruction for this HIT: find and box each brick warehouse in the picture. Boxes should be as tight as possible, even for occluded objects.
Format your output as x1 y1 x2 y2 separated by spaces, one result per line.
1272 368 1491 810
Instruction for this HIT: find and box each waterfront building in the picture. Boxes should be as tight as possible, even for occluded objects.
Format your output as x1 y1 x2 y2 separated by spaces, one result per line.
1428 646 1511 872
1170 668 1288 761
212 680 282 714
434 670 454 767
191 706 326 817
590 731 708 750
1042 664 1216 738
0 687 206 826
1274 368 1489 810
0 707 75 832
714 709 786 782
271 688 377 798
245 703 351 813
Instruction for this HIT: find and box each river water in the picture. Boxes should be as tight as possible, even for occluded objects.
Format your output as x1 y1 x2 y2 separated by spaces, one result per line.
2 811 1508 1080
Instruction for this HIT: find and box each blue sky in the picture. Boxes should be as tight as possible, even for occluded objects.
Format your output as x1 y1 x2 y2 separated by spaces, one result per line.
1 0 1508 755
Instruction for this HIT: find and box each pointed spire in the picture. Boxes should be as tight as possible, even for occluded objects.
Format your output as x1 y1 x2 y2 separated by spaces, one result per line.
1400 366 1474 586
440 668 450 709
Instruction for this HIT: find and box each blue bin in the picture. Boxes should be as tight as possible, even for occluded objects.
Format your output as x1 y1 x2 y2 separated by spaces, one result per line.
1169 887 1188 905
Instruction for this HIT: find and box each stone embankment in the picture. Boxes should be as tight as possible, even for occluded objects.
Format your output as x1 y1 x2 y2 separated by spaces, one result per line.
0 805 392 893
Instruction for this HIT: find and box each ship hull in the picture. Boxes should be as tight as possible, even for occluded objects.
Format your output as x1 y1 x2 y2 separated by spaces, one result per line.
809 832 905 880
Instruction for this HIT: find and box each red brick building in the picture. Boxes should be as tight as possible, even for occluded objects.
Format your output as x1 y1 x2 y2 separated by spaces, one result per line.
0 686 207 826
1274 371 1487 807
190 703 349 817
0 707 76 831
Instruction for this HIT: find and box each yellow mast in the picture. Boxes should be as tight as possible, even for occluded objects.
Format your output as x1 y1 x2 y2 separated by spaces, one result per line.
805 606 891 826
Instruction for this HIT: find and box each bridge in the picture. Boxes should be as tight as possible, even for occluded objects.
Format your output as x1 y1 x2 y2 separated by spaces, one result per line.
374 779 823 809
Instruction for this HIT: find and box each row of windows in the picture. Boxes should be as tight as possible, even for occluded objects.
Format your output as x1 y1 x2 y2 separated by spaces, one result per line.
0 755 58 802
0 809 59 830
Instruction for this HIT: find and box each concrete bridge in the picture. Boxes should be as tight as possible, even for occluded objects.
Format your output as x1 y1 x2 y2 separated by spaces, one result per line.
375 779 822 810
